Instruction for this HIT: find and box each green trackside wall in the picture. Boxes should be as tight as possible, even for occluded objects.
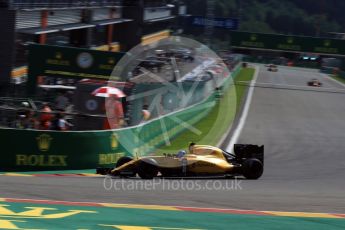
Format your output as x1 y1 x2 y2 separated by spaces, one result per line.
231 31 345 55
0 66 241 171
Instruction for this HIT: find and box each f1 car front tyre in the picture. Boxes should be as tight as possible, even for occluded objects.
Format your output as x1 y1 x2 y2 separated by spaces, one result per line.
116 156 136 177
242 158 263 179
116 156 133 168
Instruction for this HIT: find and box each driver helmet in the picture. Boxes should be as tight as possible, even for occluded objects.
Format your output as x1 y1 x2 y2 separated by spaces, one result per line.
176 150 186 158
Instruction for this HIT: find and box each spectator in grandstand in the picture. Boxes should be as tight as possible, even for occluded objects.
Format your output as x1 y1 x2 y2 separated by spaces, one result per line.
23 110 39 129
141 104 151 122
39 103 53 130
14 113 25 129
55 92 69 110
52 112 72 131
64 103 74 123
13 109 36 129
103 96 125 129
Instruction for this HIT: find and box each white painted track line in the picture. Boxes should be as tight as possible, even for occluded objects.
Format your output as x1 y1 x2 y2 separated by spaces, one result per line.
226 65 259 152
326 75 345 88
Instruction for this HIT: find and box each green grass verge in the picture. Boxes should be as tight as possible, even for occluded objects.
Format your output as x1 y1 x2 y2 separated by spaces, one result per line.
332 75 345 85
235 68 255 113
157 67 255 153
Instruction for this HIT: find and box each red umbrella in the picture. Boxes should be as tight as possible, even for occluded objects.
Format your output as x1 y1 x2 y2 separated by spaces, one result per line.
91 86 126 98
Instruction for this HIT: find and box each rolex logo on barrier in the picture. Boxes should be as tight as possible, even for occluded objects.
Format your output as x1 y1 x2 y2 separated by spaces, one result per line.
324 40 331 47
36 134 52 152
287 37 294 44
110 133 118 150
250 34 257 41
108 57 115 64
55 52 62 59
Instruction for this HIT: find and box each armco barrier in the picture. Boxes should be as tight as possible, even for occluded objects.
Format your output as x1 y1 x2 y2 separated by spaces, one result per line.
0 65 241 171
0 95 214 171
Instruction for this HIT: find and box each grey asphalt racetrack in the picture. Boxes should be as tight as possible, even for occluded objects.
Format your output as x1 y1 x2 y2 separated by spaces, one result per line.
1 65 344 213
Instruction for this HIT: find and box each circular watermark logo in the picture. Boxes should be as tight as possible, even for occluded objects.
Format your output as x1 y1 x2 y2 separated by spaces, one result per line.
105 36 237 156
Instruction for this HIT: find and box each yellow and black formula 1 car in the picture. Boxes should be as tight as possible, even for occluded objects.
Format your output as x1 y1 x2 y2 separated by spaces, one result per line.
97 144 264 179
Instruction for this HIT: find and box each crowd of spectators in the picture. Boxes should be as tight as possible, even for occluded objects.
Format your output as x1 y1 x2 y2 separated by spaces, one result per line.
12 92 73 131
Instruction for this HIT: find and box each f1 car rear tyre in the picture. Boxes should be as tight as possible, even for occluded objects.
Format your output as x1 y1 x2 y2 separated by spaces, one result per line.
234 144 264 164
116 156 135 177
242 158 263 179
137 160 159 179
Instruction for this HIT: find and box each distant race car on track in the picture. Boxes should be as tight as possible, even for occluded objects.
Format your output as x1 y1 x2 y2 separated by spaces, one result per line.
307 79 322 87
97 144 264 179
266 64 278 72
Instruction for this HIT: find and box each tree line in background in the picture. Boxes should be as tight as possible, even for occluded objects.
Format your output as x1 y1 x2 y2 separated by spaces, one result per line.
185 0 345 37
